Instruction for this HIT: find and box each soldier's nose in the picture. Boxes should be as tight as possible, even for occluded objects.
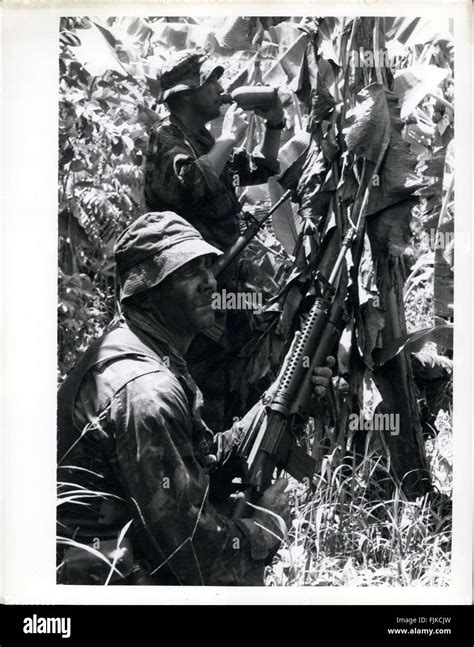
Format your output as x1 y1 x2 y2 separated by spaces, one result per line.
199 266 217 292
204 269 217 291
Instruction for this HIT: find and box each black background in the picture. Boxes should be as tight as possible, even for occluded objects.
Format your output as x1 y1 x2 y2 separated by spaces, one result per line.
0 604 472 644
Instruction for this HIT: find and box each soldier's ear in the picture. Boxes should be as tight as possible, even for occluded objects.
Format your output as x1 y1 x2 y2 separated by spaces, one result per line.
180 89 197 106
129 291 153 311
166 91 190 112
140 293 154 309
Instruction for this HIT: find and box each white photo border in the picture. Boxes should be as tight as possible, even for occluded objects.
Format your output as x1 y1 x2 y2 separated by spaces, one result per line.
2 0 472 605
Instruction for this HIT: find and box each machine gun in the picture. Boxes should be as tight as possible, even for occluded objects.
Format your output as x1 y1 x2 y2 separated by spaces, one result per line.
233 226 356 509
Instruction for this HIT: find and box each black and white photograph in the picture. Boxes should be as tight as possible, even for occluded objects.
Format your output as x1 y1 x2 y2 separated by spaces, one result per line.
55 15 457 588
3 4 472 627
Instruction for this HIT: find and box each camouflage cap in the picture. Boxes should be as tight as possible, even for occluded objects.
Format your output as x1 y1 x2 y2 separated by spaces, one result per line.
159 49 224 102
115 211 222 302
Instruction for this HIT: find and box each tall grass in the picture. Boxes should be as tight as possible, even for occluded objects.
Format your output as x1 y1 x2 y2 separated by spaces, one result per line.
56 470 133 585
267 221 453 587
266 435 452 586
267 253 453 588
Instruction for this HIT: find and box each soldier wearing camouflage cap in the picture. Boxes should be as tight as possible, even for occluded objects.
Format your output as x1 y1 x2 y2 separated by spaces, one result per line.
158 49 225 102
144 48 285 251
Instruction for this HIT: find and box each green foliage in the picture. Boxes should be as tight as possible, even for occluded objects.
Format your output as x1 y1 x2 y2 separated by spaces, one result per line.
58 21 157 378
57 16 454 585
58 269 110 379
266 427 452 586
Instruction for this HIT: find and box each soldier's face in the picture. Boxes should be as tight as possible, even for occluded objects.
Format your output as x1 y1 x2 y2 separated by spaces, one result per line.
150 255 217 335
190 75 225 121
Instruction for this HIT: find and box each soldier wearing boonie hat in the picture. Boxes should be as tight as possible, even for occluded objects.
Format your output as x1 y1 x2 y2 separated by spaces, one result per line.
115 209 222 301
56 212 294 586
56 211 333 586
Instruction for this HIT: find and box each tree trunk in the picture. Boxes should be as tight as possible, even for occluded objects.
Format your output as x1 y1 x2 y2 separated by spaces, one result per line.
368 205 431 497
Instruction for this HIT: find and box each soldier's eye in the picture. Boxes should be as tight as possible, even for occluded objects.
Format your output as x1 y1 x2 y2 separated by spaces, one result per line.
177 263 200 278
178 268 195 278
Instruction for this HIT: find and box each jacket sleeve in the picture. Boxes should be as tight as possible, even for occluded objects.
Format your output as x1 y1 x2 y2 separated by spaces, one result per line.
145 125 280 209
109 370 280 585
230 147 280 187
145 126 218 210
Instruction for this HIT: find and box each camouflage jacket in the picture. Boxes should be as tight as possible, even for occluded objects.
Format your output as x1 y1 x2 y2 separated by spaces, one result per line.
57 321 279 586
144 114 280 250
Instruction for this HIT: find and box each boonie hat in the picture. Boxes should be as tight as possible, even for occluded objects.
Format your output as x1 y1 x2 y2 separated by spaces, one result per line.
115 211 222 302
159 49 224 102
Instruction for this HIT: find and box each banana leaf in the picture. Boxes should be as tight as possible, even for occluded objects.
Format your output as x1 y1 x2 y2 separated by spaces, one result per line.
343 84 391 163
384 17 422 45
294 45 335 123
345 84 422 216
368 94 423 215
72 23 129 77
367 198 418 258
268 176 303 256
214 17 260 51
263 33 308 86
412 347 452 381
393 65 450 120
374 324 453 367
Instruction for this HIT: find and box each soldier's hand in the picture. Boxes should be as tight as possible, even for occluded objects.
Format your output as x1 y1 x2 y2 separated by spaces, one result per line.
256 477 291 530
311 356 335 397
222 103 249 144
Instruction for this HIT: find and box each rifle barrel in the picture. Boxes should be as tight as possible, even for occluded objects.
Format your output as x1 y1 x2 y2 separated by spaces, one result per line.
212 189 292 277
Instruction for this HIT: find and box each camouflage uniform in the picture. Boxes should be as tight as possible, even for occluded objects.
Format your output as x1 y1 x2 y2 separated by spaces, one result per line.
57 212 282 586
144 49 279 251
57 322 275 586
144 113 279 251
